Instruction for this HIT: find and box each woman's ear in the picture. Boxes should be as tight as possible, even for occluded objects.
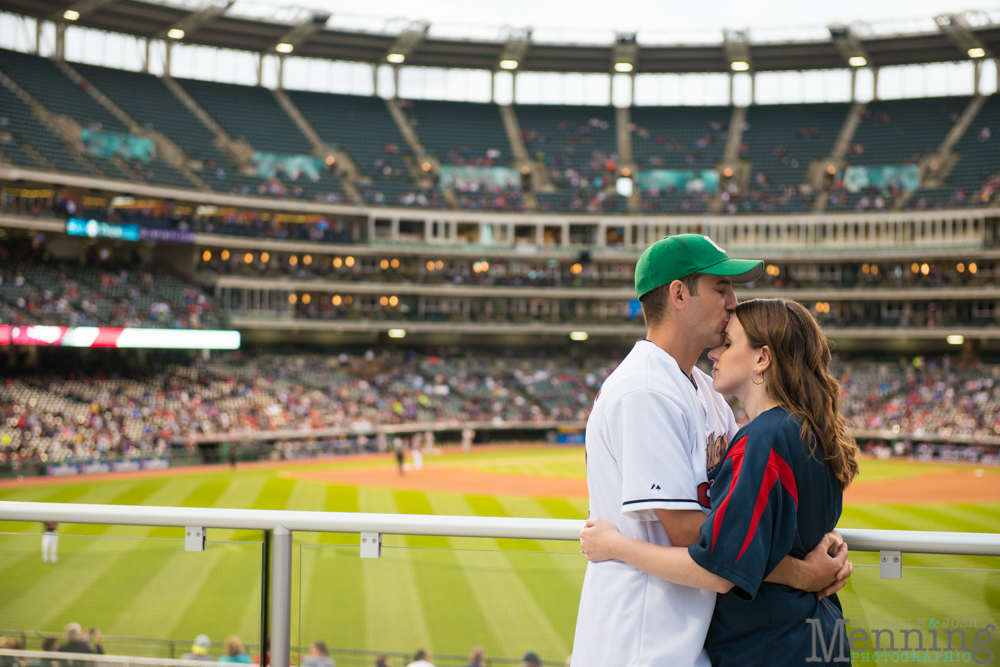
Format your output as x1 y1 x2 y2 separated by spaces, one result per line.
756 345 772 375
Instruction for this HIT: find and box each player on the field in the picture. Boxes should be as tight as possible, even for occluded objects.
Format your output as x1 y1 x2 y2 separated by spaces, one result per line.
572 235 849 667
581 298 859 667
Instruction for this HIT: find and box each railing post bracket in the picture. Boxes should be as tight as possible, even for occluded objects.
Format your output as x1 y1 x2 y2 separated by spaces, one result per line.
361 532 382 558
879 550 901 579
184 527 206 552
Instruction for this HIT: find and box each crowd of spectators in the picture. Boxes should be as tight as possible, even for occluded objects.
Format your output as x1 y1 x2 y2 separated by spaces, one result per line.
2 350 1000 471
0 349 614 470
0 247 223 331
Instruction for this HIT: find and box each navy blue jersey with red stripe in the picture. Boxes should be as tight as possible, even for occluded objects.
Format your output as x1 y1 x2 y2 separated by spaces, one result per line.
688 406 848 666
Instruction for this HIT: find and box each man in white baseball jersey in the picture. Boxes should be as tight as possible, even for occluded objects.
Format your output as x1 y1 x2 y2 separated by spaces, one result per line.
572 235 848 667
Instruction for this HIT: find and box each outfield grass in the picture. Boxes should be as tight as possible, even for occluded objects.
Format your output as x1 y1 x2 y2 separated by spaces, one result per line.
0 449 998 664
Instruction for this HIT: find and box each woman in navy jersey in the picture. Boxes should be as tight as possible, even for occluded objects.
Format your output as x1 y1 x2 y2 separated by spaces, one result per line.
581 298 860 666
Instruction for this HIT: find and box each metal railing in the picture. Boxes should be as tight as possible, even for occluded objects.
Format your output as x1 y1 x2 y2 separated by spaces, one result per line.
2 501 999 667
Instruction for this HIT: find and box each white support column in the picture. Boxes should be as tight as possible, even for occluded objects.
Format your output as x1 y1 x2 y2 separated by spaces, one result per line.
270 525 292 667
630 73 636 106
391 218 400 241
393 66 400 99
165 42 173 77
561 222 570 247
872 67 879 101
34 18 41 55
142 38 150 73
535 223 544 247
609 74 614 105
974 60 982 95
277 56 285 90
372 65 379 96
257 53 264 86
850 68 857 103
490 71 496 104
511 71 517 104
728 73 734 106
749 72 756 105
54 23 65 61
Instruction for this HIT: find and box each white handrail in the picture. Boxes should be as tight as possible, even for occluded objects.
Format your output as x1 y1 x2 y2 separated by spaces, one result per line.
1 502 999 555
0 649 216 667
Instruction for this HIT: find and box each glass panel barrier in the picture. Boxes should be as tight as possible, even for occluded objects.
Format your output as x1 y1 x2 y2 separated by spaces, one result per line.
297 541 586 667
0 532 262 660
836 553 1000 664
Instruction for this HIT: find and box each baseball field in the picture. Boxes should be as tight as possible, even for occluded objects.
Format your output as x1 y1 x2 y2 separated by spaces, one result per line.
1 446 999 664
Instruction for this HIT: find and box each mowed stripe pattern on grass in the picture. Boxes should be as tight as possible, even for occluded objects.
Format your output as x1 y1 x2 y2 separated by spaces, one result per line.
0 452 997 662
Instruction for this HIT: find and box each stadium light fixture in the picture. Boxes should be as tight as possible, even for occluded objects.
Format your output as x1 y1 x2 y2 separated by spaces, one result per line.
723 30 752 73
157 0 234 42
935 14 992 61
387 329 407 339
49 0 120 23
63 10 80 21
569 331 589 341
947 335 965 345
384 21 430 65
498 26 531 72
829 25 870 69
269 12 330 55
612 32 638 74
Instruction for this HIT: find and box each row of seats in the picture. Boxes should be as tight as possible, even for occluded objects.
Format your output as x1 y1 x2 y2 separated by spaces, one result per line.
1 48 998 214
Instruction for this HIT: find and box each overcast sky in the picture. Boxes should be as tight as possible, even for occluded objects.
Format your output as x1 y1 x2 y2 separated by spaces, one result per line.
306 0 993 39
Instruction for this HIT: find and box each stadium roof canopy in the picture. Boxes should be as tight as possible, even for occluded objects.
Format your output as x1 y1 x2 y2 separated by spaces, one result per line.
5 0 1000 73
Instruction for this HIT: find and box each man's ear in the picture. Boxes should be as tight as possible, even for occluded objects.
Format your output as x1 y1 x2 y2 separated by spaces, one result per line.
668 279 687 311
756 345 773 374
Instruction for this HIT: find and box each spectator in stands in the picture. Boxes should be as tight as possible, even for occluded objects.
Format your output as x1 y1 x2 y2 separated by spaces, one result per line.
42 638 60 653
302 642 334 667
0 637 23 667
405 650 434 667
521 652 542 667
462 647 486 667
181 635 214 661
218 636 250 664
375 657 391 667
59 624 103 666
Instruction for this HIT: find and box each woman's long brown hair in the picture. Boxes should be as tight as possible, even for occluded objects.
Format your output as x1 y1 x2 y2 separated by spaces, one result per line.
735 298 859 490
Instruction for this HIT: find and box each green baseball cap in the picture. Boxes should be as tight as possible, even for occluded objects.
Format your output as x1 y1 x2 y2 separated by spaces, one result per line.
635 234 763 299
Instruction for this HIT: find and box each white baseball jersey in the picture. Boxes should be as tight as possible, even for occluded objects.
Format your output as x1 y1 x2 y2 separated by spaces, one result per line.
572 339 739 667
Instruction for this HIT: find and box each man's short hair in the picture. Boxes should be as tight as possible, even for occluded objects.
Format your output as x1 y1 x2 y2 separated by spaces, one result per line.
312 642 328 656
639 273 701 327
65 623 82 642
42 638 59 652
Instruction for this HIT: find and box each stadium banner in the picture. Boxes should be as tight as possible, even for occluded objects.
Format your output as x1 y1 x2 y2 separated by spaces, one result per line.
252 151 324 181
67 217 140 241
638 169 720 193
439 166 520 190
139 227 197 244
0 325 241 350
843 164 920 192
45 457 170 477
80 129 155 162
67 218 197 244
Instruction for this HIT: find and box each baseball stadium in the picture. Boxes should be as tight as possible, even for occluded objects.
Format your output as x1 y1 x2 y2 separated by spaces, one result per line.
0 0 999 665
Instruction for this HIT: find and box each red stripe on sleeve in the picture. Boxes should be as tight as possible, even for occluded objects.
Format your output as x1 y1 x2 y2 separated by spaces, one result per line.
771 450 798 506
710 435 747 553
734 450 799 562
